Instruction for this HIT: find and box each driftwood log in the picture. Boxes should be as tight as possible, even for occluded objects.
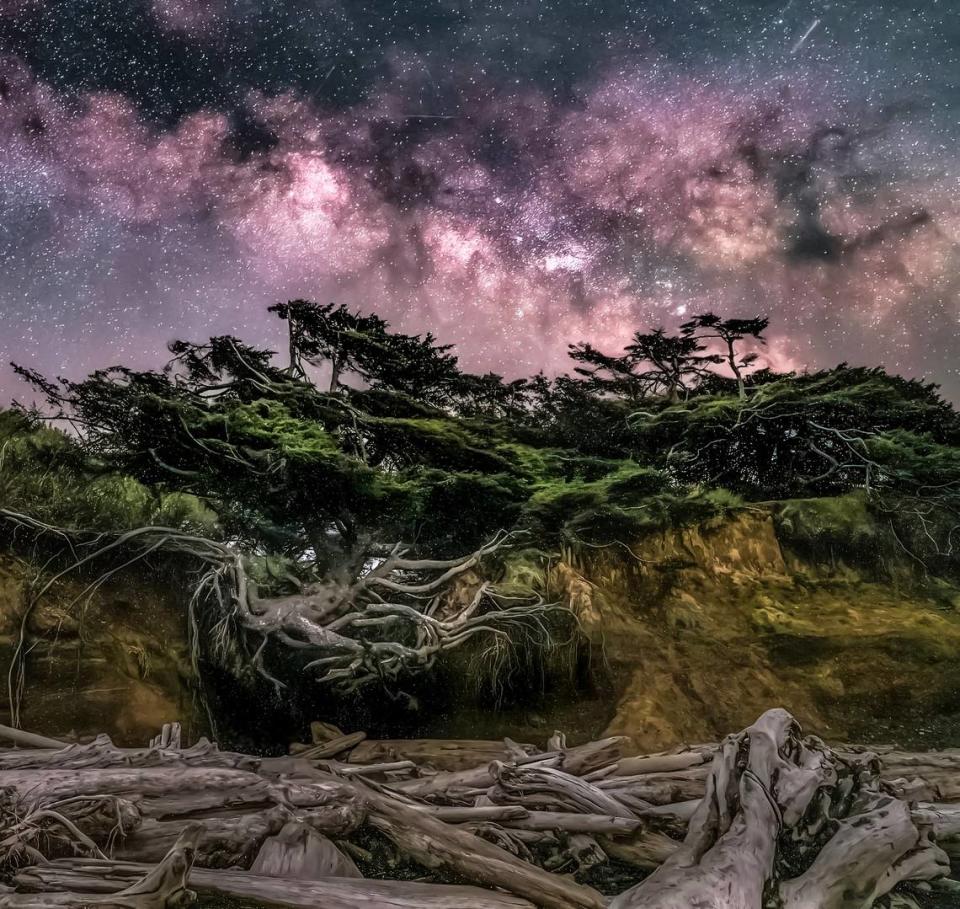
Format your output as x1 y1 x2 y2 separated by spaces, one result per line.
2 710 960 908
1 825 202 908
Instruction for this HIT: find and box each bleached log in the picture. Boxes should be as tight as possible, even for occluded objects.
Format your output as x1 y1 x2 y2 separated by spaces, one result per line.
0 736 258 772
13 862 537 909
0 724 68 750
596 765 710 805
0 767 362 832
361 785 607 909
1 825 202 908
113 807 290 867
428 805 529 823
611 750 711 777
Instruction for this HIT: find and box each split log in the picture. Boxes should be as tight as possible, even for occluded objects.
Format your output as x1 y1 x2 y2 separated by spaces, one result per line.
148 724 181 751
250 820 361 879
490 761 640 817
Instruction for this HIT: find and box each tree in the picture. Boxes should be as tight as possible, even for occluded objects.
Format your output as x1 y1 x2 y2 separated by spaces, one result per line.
269 300 465 406
269 301 390 391
568 342 652 401
680 313 769 399
362 330 461 405
625 328 722 404
569 328 723 405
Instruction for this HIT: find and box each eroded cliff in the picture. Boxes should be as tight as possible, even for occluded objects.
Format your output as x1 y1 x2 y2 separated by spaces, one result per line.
0 554 203 745
541 504 960 750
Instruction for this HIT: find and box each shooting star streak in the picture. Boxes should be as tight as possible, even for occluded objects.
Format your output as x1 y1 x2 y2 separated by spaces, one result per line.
790 18 821 53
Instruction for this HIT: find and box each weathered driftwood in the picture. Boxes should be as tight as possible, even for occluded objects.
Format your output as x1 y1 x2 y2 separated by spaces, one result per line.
5 713 960 909
148 724 182 751
490 761 641 817
360 785 607 909
113 806 290 866
610 709 950 909
13 862 538 908
392 736 630 802
779 794 949 909
1 825 202 908
1 766 361 824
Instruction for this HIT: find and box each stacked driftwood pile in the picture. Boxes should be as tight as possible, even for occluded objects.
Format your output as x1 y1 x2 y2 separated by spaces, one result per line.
1 710 959 908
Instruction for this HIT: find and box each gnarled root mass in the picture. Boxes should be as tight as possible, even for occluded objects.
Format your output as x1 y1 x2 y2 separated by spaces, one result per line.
0 511 574 719
1 709 958 908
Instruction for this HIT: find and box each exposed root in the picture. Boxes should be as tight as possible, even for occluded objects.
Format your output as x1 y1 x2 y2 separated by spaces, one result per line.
0 511 576 721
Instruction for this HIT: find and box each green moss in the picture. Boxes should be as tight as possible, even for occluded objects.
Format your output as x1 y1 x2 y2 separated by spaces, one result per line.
773 493 886 569
519 461 744 547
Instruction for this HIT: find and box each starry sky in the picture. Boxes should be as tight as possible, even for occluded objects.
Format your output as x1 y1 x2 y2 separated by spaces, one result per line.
1 0 958 400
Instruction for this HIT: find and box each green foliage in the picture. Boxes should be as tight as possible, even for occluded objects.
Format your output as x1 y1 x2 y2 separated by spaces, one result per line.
0 410 219 535
630 366 960 501
519 462 743 545
8 304 960 584
774 494 883 566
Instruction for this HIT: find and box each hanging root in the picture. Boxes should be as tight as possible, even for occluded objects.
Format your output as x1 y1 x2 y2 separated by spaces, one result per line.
0 511 576 711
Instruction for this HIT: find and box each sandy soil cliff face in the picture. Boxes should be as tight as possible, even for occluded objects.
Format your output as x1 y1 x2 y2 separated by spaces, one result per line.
0 555 203 745
552 511 960 751
3 508 959 753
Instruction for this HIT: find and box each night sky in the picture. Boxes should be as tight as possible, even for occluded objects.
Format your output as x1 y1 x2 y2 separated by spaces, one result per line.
1 1 958 399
